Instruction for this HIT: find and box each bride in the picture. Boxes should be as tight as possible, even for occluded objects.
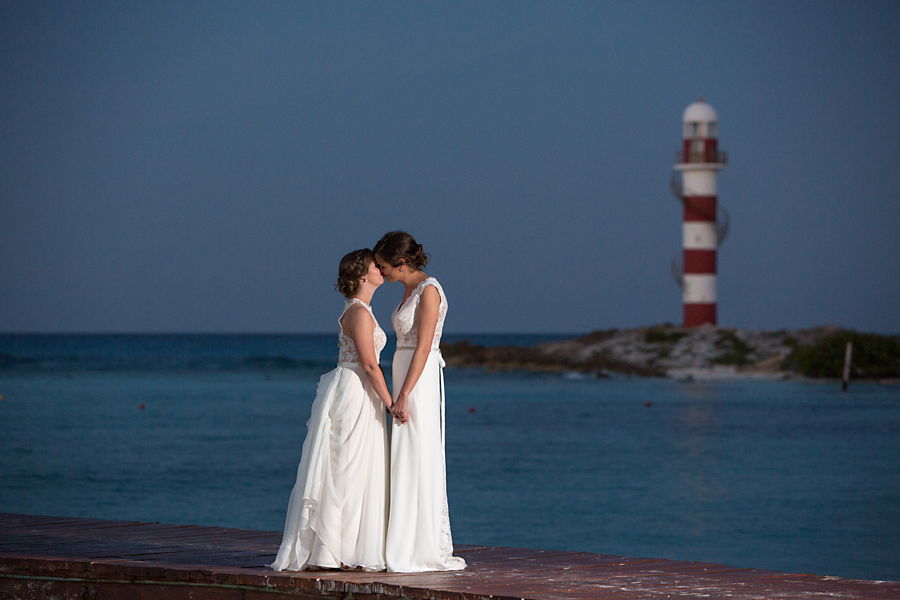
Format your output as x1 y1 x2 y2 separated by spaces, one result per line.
271 249 393 572
374 231 467 573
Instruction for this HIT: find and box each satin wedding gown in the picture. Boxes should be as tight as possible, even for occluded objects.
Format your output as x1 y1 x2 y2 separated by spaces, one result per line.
271 299 389 572
385 277 466 572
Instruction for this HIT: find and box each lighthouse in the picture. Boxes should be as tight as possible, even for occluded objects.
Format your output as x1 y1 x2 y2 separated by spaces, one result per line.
673 100 727 327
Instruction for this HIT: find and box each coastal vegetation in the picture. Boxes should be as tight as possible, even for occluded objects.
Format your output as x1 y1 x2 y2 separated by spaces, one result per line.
710 330 754 366
442 326 900 380
787 330 900 379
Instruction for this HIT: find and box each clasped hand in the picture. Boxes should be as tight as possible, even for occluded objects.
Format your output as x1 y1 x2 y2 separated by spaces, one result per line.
390 395 409 424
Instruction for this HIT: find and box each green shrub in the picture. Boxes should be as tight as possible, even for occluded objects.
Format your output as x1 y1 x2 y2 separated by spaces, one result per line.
711 330 753 365
577 329 619 344
788 331 900 379
644 330 687 344
711 350 751 365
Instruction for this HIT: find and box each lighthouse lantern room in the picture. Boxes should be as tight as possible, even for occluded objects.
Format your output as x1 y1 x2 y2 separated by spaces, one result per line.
673 100 727 327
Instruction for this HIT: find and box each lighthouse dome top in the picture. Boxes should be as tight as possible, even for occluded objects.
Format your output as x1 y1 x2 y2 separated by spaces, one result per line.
683 100 718 123
682 99 718 139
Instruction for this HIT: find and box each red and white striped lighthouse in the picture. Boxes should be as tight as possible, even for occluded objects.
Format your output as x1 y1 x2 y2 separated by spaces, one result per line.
674 100 727 327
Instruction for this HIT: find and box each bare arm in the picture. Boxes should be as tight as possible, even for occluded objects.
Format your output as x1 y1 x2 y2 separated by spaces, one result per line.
391 285 440 423
342 304 393 409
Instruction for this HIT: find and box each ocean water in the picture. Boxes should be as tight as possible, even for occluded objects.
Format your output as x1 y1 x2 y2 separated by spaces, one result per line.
1 334 898 581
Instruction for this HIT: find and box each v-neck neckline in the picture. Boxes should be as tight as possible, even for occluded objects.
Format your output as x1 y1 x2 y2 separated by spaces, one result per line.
395 277 431 313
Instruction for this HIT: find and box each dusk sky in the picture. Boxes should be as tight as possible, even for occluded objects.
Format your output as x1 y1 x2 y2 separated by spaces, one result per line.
2 1 898 334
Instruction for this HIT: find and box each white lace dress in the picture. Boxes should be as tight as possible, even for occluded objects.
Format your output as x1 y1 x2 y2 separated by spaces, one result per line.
385 277 466 572
271 299 389 572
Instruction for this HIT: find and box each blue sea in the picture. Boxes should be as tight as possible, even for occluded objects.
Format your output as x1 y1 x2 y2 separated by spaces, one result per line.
1 334 898 582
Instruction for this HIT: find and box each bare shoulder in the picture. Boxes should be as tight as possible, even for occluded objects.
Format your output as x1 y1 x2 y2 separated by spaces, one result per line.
420 284 441 304
342 303 372 328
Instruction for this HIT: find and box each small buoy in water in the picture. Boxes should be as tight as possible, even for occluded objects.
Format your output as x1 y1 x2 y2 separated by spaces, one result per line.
0 394 4 401
468 407 476 414
139 404 145 410
645 401 652 408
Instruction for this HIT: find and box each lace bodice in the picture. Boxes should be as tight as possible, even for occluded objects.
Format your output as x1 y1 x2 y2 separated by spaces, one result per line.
392 277 447 350
338 299 387 364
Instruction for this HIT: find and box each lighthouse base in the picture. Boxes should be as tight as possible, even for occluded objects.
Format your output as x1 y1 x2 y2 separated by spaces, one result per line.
684 303 716 327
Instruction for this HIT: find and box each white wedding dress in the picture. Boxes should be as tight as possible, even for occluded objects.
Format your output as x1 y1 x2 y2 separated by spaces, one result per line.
271 299 389 572
385 277 466 572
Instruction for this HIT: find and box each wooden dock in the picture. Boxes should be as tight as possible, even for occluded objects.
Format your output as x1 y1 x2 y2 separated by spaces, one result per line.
1 513 896 599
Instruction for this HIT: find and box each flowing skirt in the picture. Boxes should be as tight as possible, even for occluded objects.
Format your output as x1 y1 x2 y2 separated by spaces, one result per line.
385 349 466 572
271 363 389 572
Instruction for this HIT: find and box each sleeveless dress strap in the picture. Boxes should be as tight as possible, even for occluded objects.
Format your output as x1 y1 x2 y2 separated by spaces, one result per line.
338 299 380 368
341 297 366 315
339 298 372 327
419 277 439 296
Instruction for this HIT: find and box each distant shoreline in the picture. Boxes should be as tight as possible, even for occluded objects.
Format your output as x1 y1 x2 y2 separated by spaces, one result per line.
441 324 900 382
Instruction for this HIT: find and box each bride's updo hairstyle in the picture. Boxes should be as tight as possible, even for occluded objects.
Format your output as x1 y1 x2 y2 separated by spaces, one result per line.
373 231 429 270
336 249 374 298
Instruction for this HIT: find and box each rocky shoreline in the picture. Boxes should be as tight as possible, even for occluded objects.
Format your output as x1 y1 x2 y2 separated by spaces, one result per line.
441 325 900 381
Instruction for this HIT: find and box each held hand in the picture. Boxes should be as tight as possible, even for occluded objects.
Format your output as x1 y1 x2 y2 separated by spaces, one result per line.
391 394 410 424
390 405 409 423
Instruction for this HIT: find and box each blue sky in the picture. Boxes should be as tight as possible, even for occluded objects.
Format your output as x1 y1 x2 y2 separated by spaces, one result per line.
2 1 898 333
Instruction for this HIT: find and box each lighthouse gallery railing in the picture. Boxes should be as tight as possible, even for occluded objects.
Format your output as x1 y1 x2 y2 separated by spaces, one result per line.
675 149 728 165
